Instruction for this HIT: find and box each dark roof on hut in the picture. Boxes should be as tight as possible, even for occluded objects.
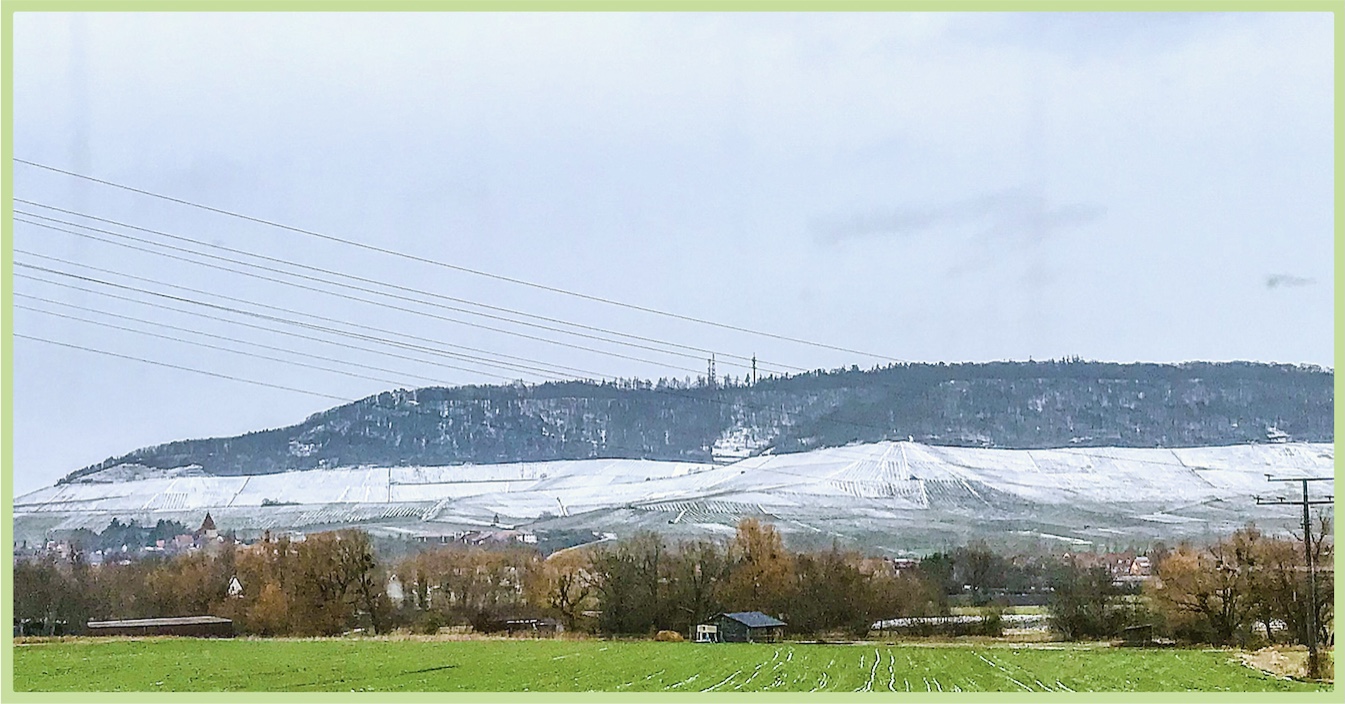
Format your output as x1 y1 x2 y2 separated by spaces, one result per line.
504 617 559 627
719 611 786 628
88 616 232 628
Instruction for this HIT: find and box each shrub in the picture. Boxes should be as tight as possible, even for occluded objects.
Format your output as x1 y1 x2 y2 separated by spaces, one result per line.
415 610 447 635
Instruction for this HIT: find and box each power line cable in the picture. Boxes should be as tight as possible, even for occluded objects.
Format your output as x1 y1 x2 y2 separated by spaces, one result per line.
13 252 617 380
13 292 540 386
15 218 707 376
18 262 1145 459
16 209 788 374
15 268 848 443
16 301 460 388
16 201 800 374
15 333 354 402
15 260 1261 469
17 263 907 441
19 275 1234 471
14 264 577 382
15 158 902 363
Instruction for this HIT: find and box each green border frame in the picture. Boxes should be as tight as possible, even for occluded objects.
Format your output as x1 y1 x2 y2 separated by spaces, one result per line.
1 1 1340 701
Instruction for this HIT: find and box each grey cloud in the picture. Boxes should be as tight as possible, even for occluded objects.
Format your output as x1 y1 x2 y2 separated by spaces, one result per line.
813 187 1107 244
1265 274 1315 289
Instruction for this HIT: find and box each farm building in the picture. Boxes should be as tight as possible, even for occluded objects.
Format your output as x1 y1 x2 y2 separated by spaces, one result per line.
702 612 786 643
1122 624 1155 646
86 616 234 638
503 617 561 636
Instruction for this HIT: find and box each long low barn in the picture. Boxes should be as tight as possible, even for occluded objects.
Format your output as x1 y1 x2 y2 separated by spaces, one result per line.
86 616 234 637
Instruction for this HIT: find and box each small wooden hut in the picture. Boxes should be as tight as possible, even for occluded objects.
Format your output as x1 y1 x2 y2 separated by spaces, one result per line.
704 612 786 643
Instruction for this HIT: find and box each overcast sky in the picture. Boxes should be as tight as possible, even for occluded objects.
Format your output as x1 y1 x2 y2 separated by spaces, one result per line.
10 12 1334 494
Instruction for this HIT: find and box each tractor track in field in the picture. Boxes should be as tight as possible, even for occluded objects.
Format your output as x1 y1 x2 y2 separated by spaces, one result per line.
702 669 741 692
974 651 1033 692
667 673 699 690
854 648 881 692
733 649 780 690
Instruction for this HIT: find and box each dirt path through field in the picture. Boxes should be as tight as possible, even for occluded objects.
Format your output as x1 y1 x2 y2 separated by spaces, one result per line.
1237 647 1332 683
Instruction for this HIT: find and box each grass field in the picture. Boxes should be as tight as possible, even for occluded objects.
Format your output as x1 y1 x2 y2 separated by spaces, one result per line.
12 638 1330 692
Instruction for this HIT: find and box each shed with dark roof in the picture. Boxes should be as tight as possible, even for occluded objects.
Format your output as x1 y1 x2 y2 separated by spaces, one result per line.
706 611 786 643
86 616 234 638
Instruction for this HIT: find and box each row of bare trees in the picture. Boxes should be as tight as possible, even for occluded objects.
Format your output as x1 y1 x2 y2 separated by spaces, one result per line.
14 530 387 637
14 517 1331 646
14 520 944 639
1148 520 1333 648
388 519 943 638
14 547 237 636
221 531 388 635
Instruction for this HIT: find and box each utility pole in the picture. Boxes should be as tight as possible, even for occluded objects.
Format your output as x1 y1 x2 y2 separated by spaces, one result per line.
1256 475 1333 679
751 355 757 386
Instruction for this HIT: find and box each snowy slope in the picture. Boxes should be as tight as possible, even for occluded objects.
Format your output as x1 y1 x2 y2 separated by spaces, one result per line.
14 442 1333 547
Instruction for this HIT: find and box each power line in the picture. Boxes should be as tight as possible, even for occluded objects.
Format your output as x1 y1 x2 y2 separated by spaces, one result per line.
13 292 537 386
15 201 801 375
15 259 1307 469
14 265 803 422
25 260 1296 466
15 158 901 363
13 252 627 379
1256 476 1333 679
13 281 893 446
14 218 707 376
17 264 908 441
20 271 1282 471
14 333 355 402
16 208 795 375
14 264 580 382
16 301 460 389
19 217 1243 457
28 226 1219 462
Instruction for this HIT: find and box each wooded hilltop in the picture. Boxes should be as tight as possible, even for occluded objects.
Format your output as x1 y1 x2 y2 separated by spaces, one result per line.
64 360 1332 482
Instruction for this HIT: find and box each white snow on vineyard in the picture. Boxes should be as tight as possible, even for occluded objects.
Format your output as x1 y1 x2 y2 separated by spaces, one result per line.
13 441 1333 546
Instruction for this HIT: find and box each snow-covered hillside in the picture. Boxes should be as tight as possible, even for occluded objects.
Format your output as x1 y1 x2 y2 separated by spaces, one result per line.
60 362 1335 484
15 442 1333 551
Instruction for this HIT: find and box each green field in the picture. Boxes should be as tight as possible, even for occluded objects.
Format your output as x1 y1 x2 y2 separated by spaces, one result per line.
12 638 1330 692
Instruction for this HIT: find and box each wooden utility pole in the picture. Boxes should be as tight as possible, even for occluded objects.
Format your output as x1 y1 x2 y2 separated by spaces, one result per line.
1256 475 1333 679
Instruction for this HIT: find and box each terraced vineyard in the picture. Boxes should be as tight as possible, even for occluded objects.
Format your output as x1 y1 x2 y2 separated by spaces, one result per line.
12 639 1329 692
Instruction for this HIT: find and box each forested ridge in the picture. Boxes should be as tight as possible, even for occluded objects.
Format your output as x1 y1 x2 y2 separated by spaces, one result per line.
63 360 1333 482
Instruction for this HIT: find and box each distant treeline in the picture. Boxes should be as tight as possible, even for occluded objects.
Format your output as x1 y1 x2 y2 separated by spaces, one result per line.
59 519 193 554
63 360 1333 481
14 517 1334 651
